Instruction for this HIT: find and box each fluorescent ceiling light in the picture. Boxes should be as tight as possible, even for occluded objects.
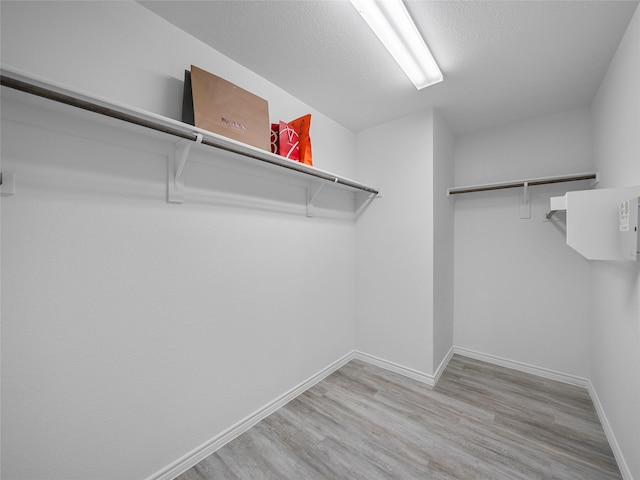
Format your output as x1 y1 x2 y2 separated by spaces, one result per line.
350 0 443 89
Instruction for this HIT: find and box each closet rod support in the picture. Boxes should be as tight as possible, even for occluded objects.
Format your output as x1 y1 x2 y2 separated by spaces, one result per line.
168 134 203 204
175 133 203 186
307 181 326 217
355 192 378 219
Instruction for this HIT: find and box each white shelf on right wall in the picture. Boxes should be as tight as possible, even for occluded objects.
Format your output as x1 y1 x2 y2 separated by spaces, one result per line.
549 186 640 261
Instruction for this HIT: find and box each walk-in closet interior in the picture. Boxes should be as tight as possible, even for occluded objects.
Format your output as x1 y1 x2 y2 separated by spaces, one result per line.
1 1 639 479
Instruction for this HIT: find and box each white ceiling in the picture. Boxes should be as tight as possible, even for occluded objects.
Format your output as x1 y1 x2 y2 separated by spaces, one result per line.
139 0 638 135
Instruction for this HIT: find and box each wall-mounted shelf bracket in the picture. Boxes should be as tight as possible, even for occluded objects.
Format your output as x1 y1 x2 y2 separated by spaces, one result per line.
546 194 569 220
307 180 328 217
355 192 380 219
0 171 16 196
168 133 203 204
519 181 531 219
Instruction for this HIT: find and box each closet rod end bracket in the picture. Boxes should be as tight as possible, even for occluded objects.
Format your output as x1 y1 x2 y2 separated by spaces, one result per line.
307 180 325 217
168 154 185 204
168 133 203 204
546 209 559 220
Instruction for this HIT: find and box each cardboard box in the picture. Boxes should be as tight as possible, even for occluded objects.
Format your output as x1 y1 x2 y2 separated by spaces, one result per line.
183 65 270 151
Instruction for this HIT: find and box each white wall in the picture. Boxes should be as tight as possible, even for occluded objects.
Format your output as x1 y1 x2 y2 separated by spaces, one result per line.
355 111 435 375
590 4 640 478
432 111 455 369
354 109 455 378
0 2 358 480
453 108 594 378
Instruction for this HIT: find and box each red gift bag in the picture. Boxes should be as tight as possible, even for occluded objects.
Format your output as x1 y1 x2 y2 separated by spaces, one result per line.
278 121 300 161
288 114 312 166
270 123 279 154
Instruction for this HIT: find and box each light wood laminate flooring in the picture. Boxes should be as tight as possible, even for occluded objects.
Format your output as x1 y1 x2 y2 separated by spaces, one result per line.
176 355 622 479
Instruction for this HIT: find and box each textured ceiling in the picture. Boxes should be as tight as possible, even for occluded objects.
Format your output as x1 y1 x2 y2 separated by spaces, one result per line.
139 0 638 134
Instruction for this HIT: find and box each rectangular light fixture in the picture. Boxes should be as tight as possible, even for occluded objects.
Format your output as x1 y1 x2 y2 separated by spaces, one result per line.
350 0 443 89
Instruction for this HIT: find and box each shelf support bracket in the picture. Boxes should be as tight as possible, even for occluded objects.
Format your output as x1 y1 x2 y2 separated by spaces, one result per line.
307 180 327 217
355 192 379 219
0 171 16 196
168 134 203 204
546 210 560 220
520 181 531 219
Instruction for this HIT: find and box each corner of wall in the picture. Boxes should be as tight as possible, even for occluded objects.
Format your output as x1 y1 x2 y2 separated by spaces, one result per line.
432 110 455 370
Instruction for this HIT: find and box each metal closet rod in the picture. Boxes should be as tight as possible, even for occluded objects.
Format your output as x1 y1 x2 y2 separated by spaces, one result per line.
0 73 379 195
448 172 598 195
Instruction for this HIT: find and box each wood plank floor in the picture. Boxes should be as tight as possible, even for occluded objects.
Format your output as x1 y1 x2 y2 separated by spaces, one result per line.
176 355 622 479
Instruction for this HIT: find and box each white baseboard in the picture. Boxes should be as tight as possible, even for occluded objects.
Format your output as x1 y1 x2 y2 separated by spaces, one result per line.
352 347 455 387
433 346 455 385
352 350 437 387
586 380 633 480
146 351 356 480
453 346 590 387
453 346 632 480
